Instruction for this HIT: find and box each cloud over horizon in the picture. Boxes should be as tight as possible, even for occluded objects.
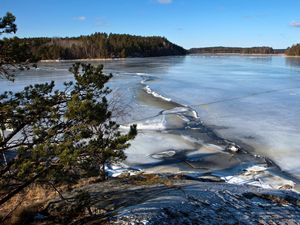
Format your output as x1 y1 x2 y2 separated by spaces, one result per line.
289 21 300 27
157 0 172 4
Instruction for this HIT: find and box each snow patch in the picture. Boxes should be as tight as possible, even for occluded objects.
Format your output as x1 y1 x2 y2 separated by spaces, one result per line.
144 85 172 102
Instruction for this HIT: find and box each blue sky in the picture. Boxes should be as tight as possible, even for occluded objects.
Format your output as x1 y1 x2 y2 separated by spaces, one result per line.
1 0 300 49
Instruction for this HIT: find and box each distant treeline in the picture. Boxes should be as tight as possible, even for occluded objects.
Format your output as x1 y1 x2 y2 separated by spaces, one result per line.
189 47 285 54
285 44 300 56
4 33 299 60
7 33 187 60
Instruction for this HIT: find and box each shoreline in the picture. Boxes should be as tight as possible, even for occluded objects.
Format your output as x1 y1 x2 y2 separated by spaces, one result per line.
20 174 300 224
39 53 300 63
40 58 124 63
121 73 300 192
39 55 186 63
190 53 286 56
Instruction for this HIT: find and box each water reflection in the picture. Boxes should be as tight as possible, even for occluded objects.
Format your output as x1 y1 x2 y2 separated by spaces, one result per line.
285 57 300 69
247 56 272 64
99 56 187 75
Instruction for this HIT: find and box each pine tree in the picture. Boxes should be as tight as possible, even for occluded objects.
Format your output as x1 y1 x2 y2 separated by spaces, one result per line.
0 63 137 206
0 12 37 81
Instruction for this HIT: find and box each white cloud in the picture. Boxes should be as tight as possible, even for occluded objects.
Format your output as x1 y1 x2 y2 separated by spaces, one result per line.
289 21 300 27
157 0 172 4
74 16 86 21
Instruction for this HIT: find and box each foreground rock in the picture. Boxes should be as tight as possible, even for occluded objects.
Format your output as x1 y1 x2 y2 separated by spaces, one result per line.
44 175 300 225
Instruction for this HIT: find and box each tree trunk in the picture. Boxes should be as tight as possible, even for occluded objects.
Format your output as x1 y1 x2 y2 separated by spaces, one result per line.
99 162 106 181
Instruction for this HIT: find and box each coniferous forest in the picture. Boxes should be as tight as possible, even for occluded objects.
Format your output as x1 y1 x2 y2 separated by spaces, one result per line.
189 46 285 54
285 44 300 56
5 33 187 60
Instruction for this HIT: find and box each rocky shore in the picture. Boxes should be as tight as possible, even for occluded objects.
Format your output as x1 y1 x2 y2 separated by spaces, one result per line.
40 174 300 225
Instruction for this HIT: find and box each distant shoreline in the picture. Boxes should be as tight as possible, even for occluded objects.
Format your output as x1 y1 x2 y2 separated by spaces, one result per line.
39 53 300 63
40 55 187 63
190 53 285 56
40 58 122 63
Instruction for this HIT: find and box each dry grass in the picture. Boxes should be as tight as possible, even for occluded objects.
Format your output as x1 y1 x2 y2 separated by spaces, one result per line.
125 174 175 187
71 176 101 189
8 203 43 225
0 174 176 224
0 184 57 224
0 177 102 224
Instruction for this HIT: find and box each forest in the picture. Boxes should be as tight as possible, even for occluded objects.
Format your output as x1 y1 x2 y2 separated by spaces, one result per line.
4 33 187 60
285 44 300 56
189 46 285 54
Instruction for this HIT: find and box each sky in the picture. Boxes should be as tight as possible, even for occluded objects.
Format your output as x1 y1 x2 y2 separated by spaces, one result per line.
0 0 300 49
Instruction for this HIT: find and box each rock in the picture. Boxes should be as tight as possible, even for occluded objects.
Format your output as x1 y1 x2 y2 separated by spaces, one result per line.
279 184 295 190
108 182 300 224
43 177 300 225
